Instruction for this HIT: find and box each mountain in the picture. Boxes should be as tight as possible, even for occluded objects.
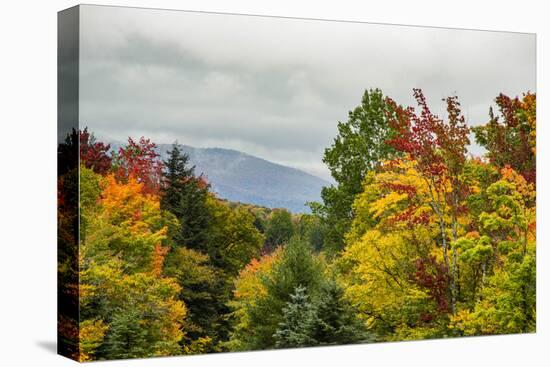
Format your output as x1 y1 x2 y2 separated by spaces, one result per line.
151 144 331 213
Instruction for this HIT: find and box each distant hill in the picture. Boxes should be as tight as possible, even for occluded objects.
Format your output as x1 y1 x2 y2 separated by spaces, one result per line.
122 144 330 213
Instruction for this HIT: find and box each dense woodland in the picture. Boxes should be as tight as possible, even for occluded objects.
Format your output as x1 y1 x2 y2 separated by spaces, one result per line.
58 88 536 361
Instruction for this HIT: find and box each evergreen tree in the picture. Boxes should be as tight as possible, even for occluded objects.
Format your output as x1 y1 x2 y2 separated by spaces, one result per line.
163 247 219 348
161 143 211 251
273 282 370 348
311 280 370 345
273 286 319 348
102 308 149 359
246 238 325 349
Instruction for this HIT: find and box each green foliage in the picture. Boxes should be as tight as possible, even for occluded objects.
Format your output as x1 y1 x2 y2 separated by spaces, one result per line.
274 282 370 348
163 247 218 347
451 167 536 335
206 197 264 275
225 248 282 351
79 166 102 246
236 238 325 349
229 239 369 351
320 88 397 254
81 259 186 359
265 209 294 250
79 319 108 361
161 143 211 251
102 308 149 359
294 214 324 251
273 285 319 348
452 235 493 307
79 172 186 360
72 87 536 360
312 280 371 344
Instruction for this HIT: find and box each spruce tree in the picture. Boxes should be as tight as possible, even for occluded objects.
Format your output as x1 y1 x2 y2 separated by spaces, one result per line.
273 281 370 349
311 280 371 345
246 238 325 349
161 143 211 251
273 286 318 348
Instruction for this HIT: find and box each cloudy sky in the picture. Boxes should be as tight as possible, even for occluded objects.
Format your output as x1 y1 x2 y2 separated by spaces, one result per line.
79 5 536 181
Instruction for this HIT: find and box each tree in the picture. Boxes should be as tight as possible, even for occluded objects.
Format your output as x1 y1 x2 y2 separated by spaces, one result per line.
113 137 163 194
79 127 112 174
163 247 218 350
473 92 536 184
226 248 283 351
319 88 397 254
338 227 445 340
79 170 188 360
451 166 536 335
229 237 368 351
264 209 294 251
79 319 108 361
81 253 187 360
273 286 319 348
79 166 102 243
311 280 370 344
242 238 326 349
385 89 471 312
162 195 264 350
160 143 211 251
206 196 264 275
101 308 148 359
274 282 370 348
57 129 80 359
295 214 325 252
338 151 458 340
92 269 186 359
84 174 168 273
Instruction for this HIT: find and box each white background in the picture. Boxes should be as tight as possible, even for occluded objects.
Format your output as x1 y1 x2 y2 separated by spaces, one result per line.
0 0 547 365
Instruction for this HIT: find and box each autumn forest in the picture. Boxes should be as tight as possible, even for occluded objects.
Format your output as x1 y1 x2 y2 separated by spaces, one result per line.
58 88 536 361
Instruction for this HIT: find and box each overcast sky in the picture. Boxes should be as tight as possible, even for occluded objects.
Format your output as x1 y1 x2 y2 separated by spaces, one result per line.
79 5 536 181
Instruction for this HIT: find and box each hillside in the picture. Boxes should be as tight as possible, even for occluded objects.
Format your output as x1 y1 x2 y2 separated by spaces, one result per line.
152 144 330 213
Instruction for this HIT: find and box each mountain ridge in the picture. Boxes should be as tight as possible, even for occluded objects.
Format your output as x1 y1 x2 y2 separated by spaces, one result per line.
111 142 330 213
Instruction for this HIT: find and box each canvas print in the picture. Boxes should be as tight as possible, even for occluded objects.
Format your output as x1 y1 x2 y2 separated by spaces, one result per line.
57 5 536 362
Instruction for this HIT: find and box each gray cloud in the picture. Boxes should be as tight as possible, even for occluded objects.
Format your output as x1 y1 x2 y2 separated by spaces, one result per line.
79 5 536 181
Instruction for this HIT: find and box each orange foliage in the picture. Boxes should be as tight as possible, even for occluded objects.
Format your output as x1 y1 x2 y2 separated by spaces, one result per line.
151 243 169 278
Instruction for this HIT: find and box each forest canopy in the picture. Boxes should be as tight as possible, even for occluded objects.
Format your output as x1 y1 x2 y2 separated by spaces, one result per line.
57 89 536 361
